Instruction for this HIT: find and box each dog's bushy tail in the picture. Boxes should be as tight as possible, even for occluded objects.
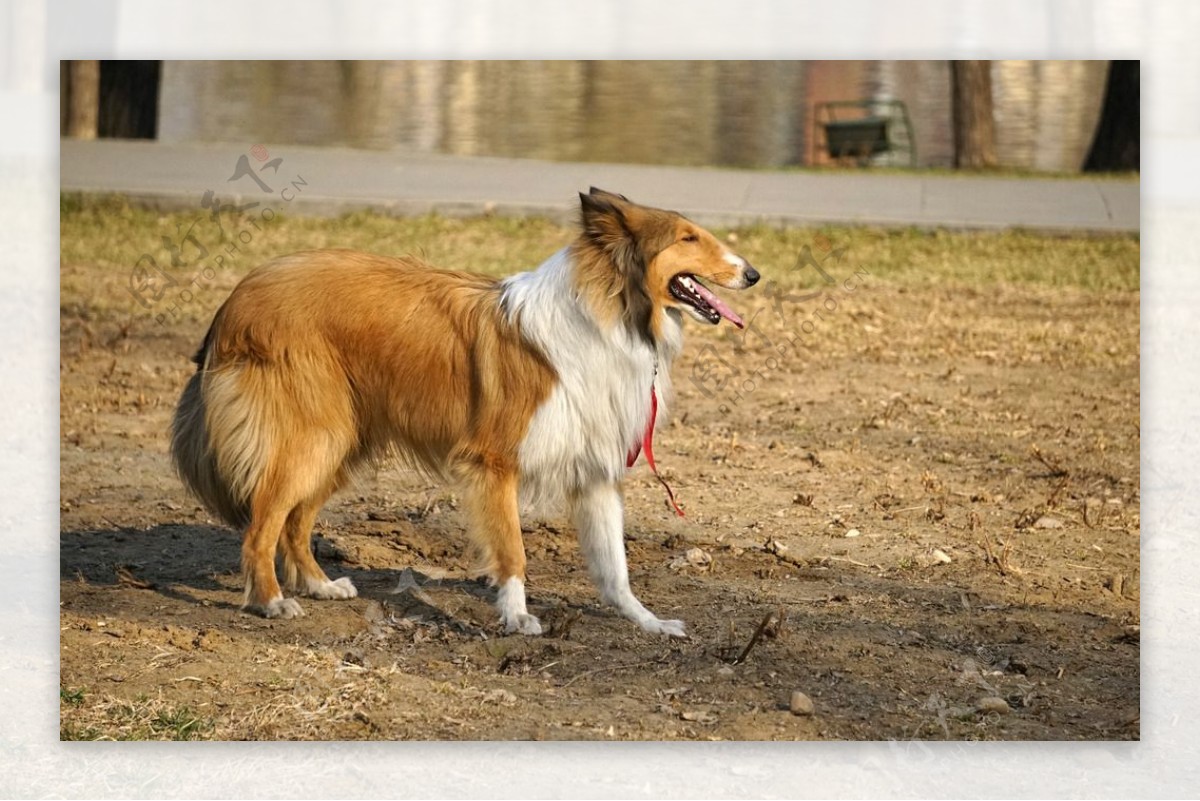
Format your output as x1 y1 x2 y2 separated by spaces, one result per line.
169 324 261 529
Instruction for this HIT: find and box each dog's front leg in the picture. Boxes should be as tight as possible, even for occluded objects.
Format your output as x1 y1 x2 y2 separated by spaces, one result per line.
571 482 686 638
460 460 542 636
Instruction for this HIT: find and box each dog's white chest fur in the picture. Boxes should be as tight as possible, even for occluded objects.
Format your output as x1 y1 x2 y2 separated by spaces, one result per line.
500 248 681 509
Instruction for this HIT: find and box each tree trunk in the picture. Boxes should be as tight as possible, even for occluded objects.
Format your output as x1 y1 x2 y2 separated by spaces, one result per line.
98 61 161 139
951 60 997 169
340 61 384 148
66 60 100 139
1083 61 1140 172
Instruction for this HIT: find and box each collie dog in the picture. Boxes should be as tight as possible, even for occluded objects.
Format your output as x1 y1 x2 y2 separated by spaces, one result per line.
171 188 758 637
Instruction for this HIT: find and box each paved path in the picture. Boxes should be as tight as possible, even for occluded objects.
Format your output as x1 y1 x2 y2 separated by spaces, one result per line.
61 140 1138 233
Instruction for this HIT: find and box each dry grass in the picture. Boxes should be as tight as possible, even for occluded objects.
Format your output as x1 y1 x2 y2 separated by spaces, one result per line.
60 689 213 741
60 193 1139 329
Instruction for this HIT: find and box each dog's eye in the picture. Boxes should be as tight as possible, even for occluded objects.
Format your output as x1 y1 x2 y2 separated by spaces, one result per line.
681 234 698 243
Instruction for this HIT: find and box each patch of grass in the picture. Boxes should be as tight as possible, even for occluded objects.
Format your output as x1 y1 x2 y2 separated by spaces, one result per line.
59 686 86 706
59 692 214 741
60 194 1139 328
731 224 1139 293
150 705 209 740
60 723 104 741
760 164 1140 182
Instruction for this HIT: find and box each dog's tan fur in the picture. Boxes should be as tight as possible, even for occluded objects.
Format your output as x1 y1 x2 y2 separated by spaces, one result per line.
172 250 555 613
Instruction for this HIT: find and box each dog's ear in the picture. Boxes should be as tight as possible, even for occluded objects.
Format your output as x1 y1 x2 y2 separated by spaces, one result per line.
579 190 654 344
588 187 632 203
579 191 634 255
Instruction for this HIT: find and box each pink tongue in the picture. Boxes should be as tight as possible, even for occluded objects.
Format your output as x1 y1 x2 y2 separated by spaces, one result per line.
692 280 745 328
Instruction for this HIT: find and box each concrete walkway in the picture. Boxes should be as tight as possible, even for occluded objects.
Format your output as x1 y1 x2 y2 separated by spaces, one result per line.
60 140 1139 233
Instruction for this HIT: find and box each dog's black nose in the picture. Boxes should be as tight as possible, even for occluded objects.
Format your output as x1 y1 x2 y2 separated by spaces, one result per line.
744 264 760 286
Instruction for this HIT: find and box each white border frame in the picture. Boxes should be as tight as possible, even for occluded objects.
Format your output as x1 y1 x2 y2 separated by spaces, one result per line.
4 0 1183 796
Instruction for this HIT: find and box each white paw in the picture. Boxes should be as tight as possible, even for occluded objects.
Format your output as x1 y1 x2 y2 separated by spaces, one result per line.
262 596 305 619
502 612 544 636
307 576 358 600
640 617 687 638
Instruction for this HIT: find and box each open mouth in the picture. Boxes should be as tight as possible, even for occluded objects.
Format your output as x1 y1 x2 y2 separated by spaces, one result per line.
669 274 745 328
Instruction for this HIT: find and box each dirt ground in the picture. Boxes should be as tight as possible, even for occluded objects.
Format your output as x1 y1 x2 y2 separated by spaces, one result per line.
60 215 1139 741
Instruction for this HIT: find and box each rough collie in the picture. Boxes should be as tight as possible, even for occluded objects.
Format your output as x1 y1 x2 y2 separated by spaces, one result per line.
171 188 758 637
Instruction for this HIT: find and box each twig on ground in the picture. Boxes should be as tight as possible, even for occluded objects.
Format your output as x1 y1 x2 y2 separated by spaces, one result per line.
980 528 1021 576
1030 444 1070 478
729 611 783 665
826 556 873 568
561 659 662 689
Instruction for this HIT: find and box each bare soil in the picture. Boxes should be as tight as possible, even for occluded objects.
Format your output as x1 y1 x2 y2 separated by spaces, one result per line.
60 230 1139 741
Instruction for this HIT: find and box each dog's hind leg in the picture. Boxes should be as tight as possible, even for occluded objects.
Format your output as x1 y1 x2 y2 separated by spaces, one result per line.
242 438 349 619
280 487 357 601
241 485 302 619
459 460 541 635
571 482 686 638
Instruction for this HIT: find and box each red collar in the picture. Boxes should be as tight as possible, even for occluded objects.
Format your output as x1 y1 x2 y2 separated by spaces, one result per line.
627 387 685 517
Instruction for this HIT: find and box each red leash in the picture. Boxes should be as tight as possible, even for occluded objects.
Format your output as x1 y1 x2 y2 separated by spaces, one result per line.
626 388 686 517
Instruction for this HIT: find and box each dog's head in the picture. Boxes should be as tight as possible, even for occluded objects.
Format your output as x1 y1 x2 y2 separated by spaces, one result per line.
574 187 759 343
